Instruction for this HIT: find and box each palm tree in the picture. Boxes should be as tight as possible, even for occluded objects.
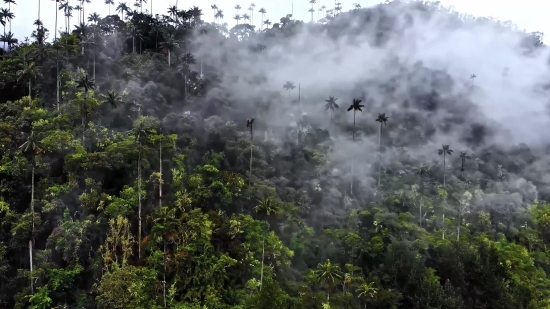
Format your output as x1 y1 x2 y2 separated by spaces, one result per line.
0 8 14 49
347 98 364 194
458 151 470 181
309 0 316 22
105 0 114 15
411 162 430 226
253 197 279 290
283 81 295 102
258 8 266 31
159 33 179 66
116 2 128 21
76 74 95 144
19 130 44 295
470 73 476 86
356 282 377 309
129 118 149 260
347 98 364 140
437 145 453 187
2 0 16 33
16 59 38 99
150 205 177 308
233 14 241 25
324 96 339 122
247 118 254 185
437 144 452 239
0 31 17 49
375 113 388 187
101 90 124 109
315 259 343 302
248 3 256 25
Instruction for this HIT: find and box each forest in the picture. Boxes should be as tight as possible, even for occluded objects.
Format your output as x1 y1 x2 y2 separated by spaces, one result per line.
1 0 550 308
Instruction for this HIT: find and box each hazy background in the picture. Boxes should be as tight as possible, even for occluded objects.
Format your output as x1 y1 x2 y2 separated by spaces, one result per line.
9 0 550 42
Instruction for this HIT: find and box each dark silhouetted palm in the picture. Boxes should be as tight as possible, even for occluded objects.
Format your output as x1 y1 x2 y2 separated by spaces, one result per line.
324 96 339 122
375 113 388 187
101 90 123 109
283 81 295 102
347 98 364 137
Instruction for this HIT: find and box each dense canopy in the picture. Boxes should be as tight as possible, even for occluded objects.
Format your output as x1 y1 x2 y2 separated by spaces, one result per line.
1 0 550 308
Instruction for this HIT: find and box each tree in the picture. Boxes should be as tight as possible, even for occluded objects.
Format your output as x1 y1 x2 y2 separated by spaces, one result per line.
283 81 295 102
375 113 388 187
16 60 38 99
101 90 124 109
258 8 266 30
458 151 470 181
324 96 339 123
347 98 364 194
356 282 377 309
347 98 364 140
128 117 153 260
437 144 453 187
159 33 179 66
76 73 96 144
247 118 255 185
19 130 44 295
253 197 280 290
315 259 343 302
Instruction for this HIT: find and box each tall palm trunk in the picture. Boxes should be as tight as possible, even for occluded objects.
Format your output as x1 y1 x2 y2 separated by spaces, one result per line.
249 127 253 185
162 241 166 307
29 156 35 295
442 153 446 240
259 235 265 290
351 110 356 194
55 4 60 111
38 0 41 27
28 81 32 99
93 53 96 80
82 93 87 144
378 122 382 187
159 139 162 208
138 146 142 259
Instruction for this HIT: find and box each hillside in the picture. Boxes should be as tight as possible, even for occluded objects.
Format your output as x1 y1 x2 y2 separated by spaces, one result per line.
1 0 550 308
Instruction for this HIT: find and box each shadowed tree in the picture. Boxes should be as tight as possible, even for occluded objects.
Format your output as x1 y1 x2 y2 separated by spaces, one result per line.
324 96 339 123
375 113 388 187
470 73 476 86
438 144 453 186
315 259 343 303
437 144 452 239
77 74 95 144
19 130 44 295
101 90 124 109
458 151 470 181
347 98 364 140
347 98 364 194
247 118 255 185
283 81 295 102
159 33 179 66
309 0 316 22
